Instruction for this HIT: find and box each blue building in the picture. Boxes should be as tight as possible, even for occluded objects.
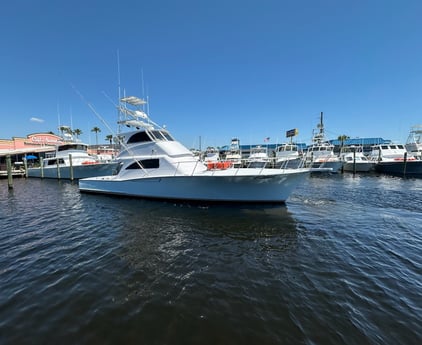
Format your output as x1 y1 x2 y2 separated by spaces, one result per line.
328 138 391 154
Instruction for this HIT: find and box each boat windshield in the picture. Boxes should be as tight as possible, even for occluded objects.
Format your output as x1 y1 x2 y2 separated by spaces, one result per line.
58 144 87 152
127 129 175 144
161 131 174 141
148 130 175 141
149 130 166 141
127 131 152 143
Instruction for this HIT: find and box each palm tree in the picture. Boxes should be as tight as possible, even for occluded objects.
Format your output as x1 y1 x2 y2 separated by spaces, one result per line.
59 126 73 141
73 128 82 139
105 134 113 145
59 125 69 137
337 134 350 148
91 126 101 146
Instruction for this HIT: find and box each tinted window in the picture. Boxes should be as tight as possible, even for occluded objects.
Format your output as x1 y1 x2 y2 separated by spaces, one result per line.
47 158 65 166
126 159 159 170
58 144 87 152
162 131 174 141
150 130 166 140
127 131 152 143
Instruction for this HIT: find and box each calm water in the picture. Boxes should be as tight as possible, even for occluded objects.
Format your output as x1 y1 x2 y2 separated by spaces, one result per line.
0 174 421 345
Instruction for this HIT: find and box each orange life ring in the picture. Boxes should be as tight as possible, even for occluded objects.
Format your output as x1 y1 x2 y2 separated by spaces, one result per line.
207 161 233 170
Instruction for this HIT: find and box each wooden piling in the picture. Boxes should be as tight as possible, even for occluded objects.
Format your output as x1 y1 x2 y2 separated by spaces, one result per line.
40 158 44 178
56 159 61 179
69 154 74 181
403 152 407 177
353 149 356 175
23 159 28 178
6 155 13 189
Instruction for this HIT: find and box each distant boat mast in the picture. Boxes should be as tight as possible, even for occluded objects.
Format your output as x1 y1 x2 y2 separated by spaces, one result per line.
318 111 324 134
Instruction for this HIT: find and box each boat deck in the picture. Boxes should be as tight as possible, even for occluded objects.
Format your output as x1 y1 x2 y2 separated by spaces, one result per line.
0 169 26 178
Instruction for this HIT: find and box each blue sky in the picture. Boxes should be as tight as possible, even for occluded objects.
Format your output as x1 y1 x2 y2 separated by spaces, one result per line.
1 0 421 148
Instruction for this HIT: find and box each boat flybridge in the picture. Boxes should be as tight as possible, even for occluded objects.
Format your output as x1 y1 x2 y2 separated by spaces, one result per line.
405 125 422 158
304 112 343 173
79 96 312 203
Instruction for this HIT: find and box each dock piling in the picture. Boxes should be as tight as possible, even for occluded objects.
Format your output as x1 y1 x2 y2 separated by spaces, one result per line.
403 152 407 177
69 154 74 181
24 159 28 178
353 149 357 175
6 155 13 189
56 159 61 179
40 158 44 178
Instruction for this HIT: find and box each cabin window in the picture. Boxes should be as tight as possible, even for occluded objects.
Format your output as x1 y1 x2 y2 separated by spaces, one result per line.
149 130 166 141
58 144 87 152
397 145 405 149
126 158 159 170
47 158 65 166
381 145 389 149
161 131 174 141
127 131 152 143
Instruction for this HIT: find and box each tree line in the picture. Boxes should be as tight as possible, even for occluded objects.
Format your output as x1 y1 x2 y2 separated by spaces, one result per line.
58 126 114 146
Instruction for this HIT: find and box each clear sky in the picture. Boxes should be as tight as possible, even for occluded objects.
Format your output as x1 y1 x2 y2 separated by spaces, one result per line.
1 0 421 149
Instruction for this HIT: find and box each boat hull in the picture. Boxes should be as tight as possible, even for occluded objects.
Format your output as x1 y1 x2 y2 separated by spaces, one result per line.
374 160 422 177
79 169 310 203
27 162 120 179
342 162 375 172
274 158 303 169
309 160 343 173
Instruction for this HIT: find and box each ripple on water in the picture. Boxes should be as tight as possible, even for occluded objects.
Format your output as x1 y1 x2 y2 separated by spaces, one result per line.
0 177 421 344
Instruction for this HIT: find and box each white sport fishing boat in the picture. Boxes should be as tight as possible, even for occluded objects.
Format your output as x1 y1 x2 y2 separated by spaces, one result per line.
274 143 303 169
245 145 271 168
339 146 375 172
79 96 311 203
304 112 343 173
224 138 242 168
27 140 119 179
405 125 422 158
368 143 422 177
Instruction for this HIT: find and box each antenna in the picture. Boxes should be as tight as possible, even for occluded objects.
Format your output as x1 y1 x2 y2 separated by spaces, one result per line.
141 68 145 103
117 49 121 134
72 84 150 174
57 102 61 134
320 111 324 133
70 106 73 130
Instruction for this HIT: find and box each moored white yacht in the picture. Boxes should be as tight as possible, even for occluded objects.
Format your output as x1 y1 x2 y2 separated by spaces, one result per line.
203 146 220 163
368 143 422 177
339 146 375 172
27 139 120 179
224 138 242 168
79 96 312 203
274 143 303 169
405 125 422 159
245 145 272 168
304 112 343 173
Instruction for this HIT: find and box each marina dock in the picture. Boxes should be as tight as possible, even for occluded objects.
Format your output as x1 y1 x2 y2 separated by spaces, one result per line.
0 169 25 178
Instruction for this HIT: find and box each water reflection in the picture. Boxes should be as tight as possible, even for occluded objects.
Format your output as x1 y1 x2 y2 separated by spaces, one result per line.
81 194 297 242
